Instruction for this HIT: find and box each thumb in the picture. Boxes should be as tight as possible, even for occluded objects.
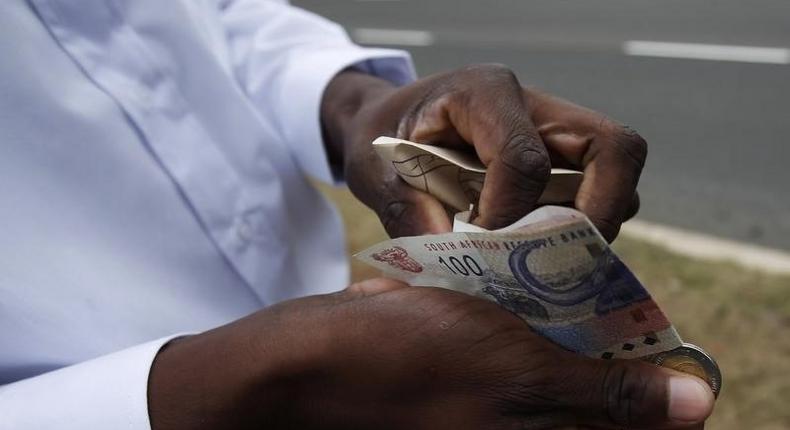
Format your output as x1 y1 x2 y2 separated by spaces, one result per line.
563 358 715 429
375 179 452 238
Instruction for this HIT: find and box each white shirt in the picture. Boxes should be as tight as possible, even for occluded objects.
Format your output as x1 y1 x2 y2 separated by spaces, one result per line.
0 0 414 427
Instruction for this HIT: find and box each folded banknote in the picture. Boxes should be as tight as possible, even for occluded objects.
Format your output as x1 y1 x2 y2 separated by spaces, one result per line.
372 137 583 212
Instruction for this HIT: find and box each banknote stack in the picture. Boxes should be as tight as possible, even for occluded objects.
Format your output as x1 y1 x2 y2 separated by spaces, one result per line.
356 137 721 396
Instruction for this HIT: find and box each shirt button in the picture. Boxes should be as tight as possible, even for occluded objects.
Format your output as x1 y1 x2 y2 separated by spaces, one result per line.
236 219 255 242
235 212 268 243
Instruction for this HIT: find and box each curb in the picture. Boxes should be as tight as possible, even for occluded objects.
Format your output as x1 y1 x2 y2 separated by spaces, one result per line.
620 219 790 276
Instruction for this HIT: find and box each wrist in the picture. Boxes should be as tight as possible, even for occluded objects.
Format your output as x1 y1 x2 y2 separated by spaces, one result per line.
147 304 334 429
321 69 397 168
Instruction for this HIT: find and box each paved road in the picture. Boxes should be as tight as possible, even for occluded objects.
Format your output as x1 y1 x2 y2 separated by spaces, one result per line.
294 0 790 250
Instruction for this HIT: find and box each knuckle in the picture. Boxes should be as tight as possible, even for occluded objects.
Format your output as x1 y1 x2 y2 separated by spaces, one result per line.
602 363 652 427
612 126 648 169
500 134 551 185
460 63 519 85
437 89 468 109
483 63 517 79
399 96 434 138
399 89 465 139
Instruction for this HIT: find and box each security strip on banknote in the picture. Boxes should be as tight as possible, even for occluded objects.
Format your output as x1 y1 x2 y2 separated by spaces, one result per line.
359 137 722 396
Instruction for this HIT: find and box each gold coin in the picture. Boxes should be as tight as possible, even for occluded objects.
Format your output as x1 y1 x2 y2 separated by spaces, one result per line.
650 343 722 398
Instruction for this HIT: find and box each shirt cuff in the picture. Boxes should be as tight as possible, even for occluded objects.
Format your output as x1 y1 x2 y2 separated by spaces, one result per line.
278 47 417 184
0 335 185 430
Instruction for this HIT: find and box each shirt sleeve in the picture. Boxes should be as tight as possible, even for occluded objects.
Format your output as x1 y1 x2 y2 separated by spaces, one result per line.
0 335 182 430
216 0 417 183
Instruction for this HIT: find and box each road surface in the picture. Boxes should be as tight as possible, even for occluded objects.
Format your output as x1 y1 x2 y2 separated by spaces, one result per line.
294 0 790 251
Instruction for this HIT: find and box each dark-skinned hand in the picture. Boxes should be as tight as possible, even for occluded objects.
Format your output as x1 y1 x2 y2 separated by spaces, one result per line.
149 278 713 430
322 64 646 240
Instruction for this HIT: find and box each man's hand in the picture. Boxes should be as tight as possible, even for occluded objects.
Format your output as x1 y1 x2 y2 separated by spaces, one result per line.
322 64 646 241
149 279 713 429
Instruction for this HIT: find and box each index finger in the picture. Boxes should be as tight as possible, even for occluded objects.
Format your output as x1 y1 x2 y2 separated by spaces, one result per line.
402 70 552 230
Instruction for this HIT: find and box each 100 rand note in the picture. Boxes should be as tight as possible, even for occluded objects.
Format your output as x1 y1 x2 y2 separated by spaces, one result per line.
356 207 682 360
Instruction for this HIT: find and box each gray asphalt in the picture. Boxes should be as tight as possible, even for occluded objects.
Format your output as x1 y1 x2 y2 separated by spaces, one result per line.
294 0 790 251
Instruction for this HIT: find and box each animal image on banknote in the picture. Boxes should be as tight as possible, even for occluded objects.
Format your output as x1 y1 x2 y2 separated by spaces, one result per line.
356 206 683 360
371 246 424 273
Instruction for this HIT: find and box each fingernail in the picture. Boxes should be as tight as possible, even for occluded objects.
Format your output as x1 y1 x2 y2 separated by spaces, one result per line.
668 376 714 423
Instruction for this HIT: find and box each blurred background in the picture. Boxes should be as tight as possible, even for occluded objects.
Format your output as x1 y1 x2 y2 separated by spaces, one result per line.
297 0 790 250
294 1 790 428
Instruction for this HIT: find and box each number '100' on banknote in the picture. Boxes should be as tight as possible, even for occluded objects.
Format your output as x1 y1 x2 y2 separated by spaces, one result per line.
355 206 682 360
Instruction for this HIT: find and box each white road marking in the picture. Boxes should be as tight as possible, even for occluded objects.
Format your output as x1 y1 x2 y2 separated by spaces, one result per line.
623 40 790 64
353 28 435 46
620 219 790 275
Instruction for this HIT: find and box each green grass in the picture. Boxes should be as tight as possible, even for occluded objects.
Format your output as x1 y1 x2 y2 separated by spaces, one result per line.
613 238 790 430
320 184 790 430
